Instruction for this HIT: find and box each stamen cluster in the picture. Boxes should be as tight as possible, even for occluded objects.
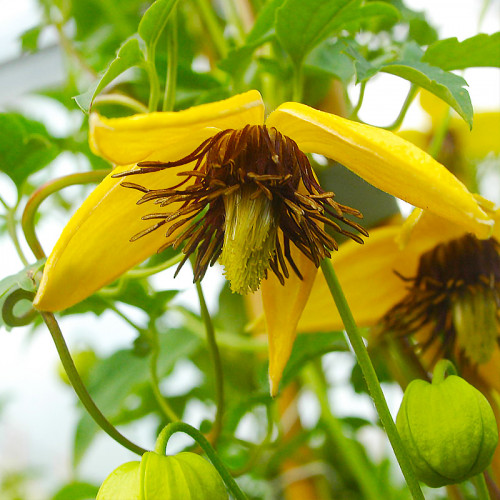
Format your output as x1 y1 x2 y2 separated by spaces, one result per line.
383 235 500 366
114 125 367 292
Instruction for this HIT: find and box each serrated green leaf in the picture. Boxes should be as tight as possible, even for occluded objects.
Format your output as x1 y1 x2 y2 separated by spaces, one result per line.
275 0 354 66
138 0 180 49
343 43 380 82
423 32 500 71
382 60 473 128
73 38 146 113
0 114 59 188
275 0 398 67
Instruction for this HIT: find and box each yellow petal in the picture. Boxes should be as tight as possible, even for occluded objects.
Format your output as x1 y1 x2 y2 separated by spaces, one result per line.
419 89 450 124
298 219 456 333
90 90 265 165
266 103 493 238
262 242 318 397
450 111 500 159
34 130 217 312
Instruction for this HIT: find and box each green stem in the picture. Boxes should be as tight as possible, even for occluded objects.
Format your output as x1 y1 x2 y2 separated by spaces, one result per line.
41 311 147 456
195 279 224 445
320 259 425 500
432 359 457 384
155 422 247 500
2 289 38 327
126 253 184 279
384 84 418 131
349 81 367 120
147 58 161 113
304 364 384 500
292 63 303 102
93 94 149 114
193 0 228 59
232 403 274 476
473 473 492 500
5 208 29 266
149 330 181 423
22 170 110 260
162 8 178 112
428 110 451 158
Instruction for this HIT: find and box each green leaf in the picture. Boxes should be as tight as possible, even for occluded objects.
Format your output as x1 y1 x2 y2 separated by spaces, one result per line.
342 43 380 83
246 0 285 44
382 60 473 128
275 0 354 66
275 0 398 67
306 40 355 83
326 1 400 34
0 260 45 329
0 260 44 299
51 482 99 500
423 32 500 70
347 42 474 128
138 0 180 50
0 114 59 188
74 38 146 113
20 26 42 53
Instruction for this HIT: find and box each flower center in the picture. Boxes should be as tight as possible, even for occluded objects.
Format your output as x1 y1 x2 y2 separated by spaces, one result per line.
383 234 500 366
113 125 367 293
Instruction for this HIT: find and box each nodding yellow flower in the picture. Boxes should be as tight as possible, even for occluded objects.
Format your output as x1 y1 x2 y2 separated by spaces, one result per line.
33 90 492 395
299 207 500 394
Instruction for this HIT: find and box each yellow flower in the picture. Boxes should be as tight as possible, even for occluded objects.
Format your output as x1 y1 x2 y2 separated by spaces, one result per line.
298 207 500 394
33 90 492 395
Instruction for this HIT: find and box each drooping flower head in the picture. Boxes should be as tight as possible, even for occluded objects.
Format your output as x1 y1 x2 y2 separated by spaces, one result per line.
112 124 366 295
383 233 500 370
33 90 493 394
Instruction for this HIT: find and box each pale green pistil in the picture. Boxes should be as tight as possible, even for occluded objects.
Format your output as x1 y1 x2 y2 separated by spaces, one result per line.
220 187 277 294
452 288 498 365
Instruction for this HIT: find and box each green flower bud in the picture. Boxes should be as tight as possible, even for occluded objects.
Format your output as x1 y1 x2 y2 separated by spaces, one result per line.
396 371 498 488
97 452 228 499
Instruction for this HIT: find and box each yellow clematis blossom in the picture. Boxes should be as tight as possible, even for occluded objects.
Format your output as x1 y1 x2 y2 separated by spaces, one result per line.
33 90 493 395
298 206 500 478
298 207 500 394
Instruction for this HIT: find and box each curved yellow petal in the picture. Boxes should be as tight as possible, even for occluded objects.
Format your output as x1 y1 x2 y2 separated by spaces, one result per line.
90 90 265 165
262 242 318 397
266 103 493 238
34 130 218 312
298 218 458 333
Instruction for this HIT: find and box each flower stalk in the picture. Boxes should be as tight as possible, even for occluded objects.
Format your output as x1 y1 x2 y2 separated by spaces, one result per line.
22 170 110 260
155 421 247 500
194 276 225 445
320 258 425 500
41 311 147 456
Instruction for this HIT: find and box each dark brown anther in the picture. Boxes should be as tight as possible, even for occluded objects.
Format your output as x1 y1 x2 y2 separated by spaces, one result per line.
117 125 366 292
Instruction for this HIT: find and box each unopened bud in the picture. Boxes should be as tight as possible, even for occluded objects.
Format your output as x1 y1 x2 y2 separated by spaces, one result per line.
396 366 498 487
97 451 228 499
